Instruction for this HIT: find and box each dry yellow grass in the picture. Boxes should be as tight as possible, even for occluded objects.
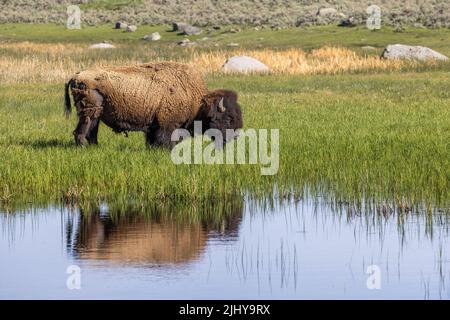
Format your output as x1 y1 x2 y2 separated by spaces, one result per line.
0 42 414 84
190 47 409 74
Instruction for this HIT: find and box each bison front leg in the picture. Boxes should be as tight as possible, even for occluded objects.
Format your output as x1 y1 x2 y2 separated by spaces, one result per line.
148 125 179 149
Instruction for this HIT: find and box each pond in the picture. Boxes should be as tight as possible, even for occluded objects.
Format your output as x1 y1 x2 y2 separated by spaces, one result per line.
0 196 449 299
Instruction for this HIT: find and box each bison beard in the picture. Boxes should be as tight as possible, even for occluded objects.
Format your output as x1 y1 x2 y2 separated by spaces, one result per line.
64 62 243 148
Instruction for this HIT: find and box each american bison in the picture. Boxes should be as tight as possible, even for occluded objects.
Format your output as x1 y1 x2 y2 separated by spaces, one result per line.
64 62 243 148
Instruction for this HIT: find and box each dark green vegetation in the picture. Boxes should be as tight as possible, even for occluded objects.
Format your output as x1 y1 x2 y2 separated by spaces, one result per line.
1 72 449 210
2 0 450 28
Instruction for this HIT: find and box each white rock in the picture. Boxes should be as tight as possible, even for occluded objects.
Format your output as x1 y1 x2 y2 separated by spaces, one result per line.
126 25 137 32
227 43 239 47
172 22 202 35
381 44 448 61
144 32 161 41
115 21 127 29
151 32 161 40
178 39 195 46
222 56 270 73
89 43 115 49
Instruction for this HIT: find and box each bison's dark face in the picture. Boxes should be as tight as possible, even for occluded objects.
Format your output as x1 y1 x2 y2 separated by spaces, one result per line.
203 90 243 143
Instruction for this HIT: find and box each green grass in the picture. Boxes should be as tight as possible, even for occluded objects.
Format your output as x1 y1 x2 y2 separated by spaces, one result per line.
2 23 450 55
0 24 449 212
0 72 449 210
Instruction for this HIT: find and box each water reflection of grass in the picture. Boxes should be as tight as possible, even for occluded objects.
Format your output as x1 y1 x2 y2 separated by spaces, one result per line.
1 71 449 211
0 197 448 298
224 198 450 297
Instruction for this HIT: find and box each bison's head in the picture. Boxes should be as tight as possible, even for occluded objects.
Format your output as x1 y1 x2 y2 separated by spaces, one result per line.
201 90 243 144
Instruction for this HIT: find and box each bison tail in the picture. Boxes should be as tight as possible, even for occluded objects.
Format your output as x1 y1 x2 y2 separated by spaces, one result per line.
64 79 73 118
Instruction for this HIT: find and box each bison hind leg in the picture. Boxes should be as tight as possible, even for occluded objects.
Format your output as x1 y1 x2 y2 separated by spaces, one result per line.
72 88 104 147
86 119 100 145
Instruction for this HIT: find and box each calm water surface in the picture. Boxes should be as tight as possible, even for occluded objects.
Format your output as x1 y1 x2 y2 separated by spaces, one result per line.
1 197 449 299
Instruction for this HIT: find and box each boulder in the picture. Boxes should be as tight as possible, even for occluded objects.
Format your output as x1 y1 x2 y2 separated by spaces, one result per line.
381 44 448 61
144 32 161 41
338 17 356 27
115 21 127 29
182 25 202 36
172 22 188 32
89 43 115 49
178 39 195 46
172 22 202 35
222 56 270 73
126 25 137 32
227 43 239 47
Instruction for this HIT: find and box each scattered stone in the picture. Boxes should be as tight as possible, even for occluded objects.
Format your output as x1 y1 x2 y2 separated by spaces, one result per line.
200 37 209 41
338 17 356 27
361 46 376 51
172 22 188 32
172 22 202 35
222 56 270 73
115 21 127 29
381 44 448 61
212 26 221 30
228 28 241 33
89 43 115 49
126 25 137 32
183 25 202 35
178 39 195 46
144 32 161 41
227 43 239 47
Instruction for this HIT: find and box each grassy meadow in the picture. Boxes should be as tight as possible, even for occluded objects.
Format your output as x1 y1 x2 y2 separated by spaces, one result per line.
0 24 449 213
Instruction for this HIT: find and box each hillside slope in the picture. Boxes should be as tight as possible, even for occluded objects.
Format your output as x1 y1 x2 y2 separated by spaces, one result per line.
1 0 450 28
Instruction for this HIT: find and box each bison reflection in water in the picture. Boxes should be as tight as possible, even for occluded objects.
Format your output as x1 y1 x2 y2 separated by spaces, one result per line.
65 203 243 265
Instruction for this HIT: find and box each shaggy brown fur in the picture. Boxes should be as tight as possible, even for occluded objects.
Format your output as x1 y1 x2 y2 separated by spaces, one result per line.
65 62 243 148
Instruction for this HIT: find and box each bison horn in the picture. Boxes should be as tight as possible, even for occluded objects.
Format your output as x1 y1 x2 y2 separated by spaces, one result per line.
218 97 225 112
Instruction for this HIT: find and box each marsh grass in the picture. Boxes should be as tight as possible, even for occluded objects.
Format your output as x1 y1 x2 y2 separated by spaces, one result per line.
0 25 449 213
0 72 449 211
